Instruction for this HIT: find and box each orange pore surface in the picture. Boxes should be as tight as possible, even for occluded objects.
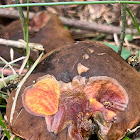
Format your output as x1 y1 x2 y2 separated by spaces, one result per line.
85 80 126 104
90 98 116 121
84 83 101 98
90 98 104 112
105 110 116 121
36 78 60 99
24 78 60 116
105 83 125 101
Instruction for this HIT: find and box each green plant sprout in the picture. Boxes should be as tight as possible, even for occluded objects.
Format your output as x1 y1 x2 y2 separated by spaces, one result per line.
126 6 140 60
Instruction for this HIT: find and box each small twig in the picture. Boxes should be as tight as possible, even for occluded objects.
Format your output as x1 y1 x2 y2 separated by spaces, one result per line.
0 56 25 95
0 8 138 35
0 90 8 97
0 38 44 51
0 74 22 90
133 36 140 39
0 61 19 67
124 37 130 50
0 8 34 19
1 69 10 96
0 90 8 95
0 57 16 75
12 108 23 126
1 56 25 81
128 126 140 133
0 92 8 102
60 17 138 35
9 134 16 140
10 52 43 124
19 48 30 74
0 67 27 76
0 57 16 95
118 3 126 55
5 56 26 66
113 33 119 47
1 134 6 140
10 48 14 63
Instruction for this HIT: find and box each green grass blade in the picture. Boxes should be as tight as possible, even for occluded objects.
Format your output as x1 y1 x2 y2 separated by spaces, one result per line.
126 7 140 59
15 0 26 40
0 1 140 8
14 137 20 140
26 0 30 69
0 105 6 108
118 3 126 55
0 113 10 139
126 7 140 35
122 136 131 140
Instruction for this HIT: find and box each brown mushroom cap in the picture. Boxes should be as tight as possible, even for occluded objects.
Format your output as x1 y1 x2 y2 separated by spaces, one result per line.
0 11 74 64
6 41 140 140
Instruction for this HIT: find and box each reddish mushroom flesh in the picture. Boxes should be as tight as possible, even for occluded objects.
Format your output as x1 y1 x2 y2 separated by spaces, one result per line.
84 76 128 122
22 75 128 139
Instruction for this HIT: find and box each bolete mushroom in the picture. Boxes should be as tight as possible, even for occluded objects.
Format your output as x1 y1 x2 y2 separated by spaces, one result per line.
0 11 73 63
6 41 140 140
